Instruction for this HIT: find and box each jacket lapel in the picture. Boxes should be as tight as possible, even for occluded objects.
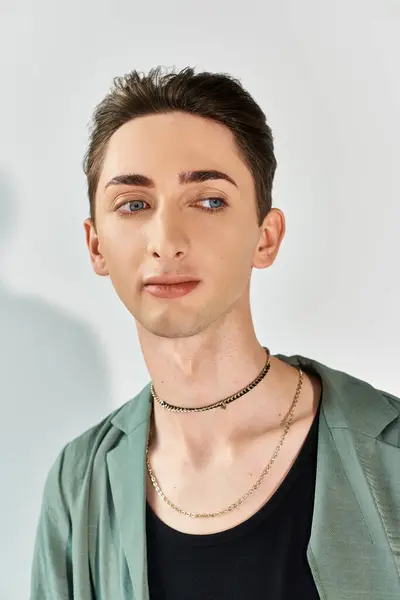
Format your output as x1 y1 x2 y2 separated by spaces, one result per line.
276 354 400 599
107 354 400 600
107 384 152 600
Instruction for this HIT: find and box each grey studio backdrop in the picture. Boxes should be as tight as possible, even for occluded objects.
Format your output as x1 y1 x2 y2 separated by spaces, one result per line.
1 1 399 598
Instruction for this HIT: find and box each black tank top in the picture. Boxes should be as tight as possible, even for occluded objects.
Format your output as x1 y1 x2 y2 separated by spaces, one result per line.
146 397 321 599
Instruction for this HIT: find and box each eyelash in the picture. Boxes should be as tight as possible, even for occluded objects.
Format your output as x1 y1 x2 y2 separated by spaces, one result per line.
116 197 228 216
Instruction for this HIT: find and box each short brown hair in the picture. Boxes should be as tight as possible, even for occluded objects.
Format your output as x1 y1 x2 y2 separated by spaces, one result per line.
82 66 277 229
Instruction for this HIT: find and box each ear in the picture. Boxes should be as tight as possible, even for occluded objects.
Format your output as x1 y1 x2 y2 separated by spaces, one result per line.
83 218 109 276
252 208 286 269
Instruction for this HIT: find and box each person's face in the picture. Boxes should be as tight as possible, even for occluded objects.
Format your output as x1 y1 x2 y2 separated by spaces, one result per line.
84 111 284 339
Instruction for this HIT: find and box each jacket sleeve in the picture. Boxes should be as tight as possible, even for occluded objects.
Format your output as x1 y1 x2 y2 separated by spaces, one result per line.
29 445 73 600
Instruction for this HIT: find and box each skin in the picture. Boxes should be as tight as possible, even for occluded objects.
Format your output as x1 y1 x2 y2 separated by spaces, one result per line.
84 110 321 533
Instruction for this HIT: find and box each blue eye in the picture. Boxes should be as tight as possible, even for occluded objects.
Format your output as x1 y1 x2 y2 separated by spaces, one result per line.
117 197 228 215
120 200 146 213
197 197 227 213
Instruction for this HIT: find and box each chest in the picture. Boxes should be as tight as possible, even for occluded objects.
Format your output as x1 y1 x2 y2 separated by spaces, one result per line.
145 411 316 535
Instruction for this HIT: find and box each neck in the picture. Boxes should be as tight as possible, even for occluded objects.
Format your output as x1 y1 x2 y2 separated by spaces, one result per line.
137 327 301 457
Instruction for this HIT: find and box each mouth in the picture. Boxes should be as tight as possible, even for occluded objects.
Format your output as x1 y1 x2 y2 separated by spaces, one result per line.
144 281 200 299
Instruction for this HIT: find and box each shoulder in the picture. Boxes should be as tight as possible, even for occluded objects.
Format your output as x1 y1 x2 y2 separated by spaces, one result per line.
41 399 131 512
321 362 400 446
375 389 400 446
379 388 400 411
275 352 400 443
40 381 152 515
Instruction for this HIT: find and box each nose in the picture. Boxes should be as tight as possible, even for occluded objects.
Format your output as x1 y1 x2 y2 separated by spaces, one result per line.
146 216 189 261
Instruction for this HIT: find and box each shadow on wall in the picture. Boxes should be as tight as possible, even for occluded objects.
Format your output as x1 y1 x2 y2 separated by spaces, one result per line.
0 170 113 600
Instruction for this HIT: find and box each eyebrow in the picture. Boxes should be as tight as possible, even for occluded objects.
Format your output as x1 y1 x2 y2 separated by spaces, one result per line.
104 169 238 191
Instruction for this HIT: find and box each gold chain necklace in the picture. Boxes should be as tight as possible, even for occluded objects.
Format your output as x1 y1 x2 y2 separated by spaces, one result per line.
146 367 304 519
151 346 271 413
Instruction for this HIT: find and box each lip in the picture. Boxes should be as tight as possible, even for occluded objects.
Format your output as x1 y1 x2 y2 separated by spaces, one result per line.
144 281 200 299
143 274 200 286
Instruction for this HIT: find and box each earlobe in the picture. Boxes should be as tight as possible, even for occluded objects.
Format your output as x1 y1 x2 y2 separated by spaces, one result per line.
252 230 281 270
83 218 109 277
92 257 109 277
253 207 285 269
252 245 275 269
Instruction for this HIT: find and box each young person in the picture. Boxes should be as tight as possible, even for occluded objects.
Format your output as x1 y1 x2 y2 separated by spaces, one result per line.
30 66 400 599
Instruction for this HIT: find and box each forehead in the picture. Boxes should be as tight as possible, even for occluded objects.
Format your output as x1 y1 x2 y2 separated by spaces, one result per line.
97 111 251 190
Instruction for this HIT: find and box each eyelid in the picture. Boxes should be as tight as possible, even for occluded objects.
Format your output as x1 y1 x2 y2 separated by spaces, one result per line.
113 191 147 204
114 183 228 200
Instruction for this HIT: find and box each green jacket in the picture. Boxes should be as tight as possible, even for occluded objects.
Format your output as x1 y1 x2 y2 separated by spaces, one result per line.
30 353 400 599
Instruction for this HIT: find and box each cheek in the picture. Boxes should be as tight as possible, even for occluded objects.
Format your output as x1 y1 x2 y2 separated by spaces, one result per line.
210 237 255 286
99 233 141 279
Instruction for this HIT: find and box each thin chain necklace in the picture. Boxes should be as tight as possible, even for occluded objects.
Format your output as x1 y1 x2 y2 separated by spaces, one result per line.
146 366 304 519
151 346 271 413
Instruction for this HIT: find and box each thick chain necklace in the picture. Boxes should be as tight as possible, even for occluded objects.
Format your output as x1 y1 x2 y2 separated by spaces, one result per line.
151 346 271 413
146 352 304 518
